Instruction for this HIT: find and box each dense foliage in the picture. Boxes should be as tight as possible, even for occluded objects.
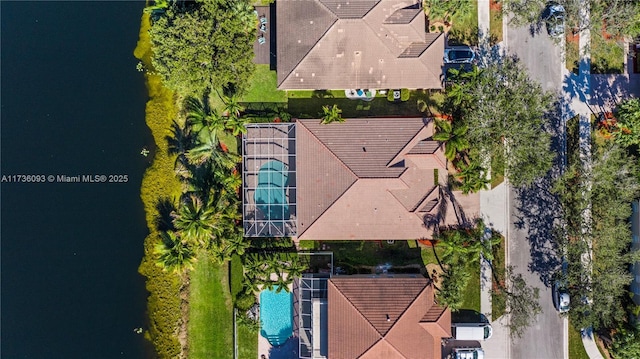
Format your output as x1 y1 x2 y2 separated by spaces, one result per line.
149 0 256 97
612 98 640 148
443 58 555 187
554 116 640 331
503 0 640 39
434 220 498 310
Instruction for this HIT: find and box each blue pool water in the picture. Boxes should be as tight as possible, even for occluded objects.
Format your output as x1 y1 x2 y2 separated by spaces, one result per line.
260 289 293 346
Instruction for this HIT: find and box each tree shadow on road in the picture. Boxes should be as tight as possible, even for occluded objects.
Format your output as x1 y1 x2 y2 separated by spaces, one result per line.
512 98 566 287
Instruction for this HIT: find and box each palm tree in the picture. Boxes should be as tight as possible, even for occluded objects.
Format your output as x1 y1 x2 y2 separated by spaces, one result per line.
154 231 196 274
320 104 344 124
433 118 470 161
221 95 245 119
456 159 490 194
225 114 249 136
172 194 218 247
225 232 250 256
185 96 226 137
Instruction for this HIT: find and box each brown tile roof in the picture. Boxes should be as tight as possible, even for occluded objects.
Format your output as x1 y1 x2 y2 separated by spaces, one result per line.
328 277 451 359
298 118 426 178
295 122 357 236
294 117 481 240
276 0 445 90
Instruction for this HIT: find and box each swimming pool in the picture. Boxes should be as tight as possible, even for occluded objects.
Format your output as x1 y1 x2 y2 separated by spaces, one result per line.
260 289 293 346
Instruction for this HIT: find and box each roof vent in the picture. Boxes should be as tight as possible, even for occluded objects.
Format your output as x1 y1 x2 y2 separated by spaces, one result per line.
386 314 391 322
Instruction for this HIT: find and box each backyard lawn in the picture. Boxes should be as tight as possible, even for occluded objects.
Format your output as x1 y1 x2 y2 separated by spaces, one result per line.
188 253 234 359
240 64 287 103
237 323 258 359
287 89 442 118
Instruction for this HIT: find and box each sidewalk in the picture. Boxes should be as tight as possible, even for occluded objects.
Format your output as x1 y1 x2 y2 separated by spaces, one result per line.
479 181 510 359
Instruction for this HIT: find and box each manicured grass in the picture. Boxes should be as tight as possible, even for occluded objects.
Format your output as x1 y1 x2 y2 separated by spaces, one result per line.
188 253 234 359
491 235 506 319
448 1 479 46
287 90 440 118
489 2 503 44
237 324 258 359
461 261 481 312
591 36 624 74
569 321 590 359
421 245 444 267
241 64 287 103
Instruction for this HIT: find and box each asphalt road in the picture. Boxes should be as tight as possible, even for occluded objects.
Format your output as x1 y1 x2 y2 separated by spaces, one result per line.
504 22 567 359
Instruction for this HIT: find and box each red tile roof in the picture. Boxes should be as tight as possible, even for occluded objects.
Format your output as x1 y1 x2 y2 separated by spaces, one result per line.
328 276 451 359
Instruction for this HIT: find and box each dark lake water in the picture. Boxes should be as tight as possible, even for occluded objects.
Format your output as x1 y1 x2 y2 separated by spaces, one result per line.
1 2 154 358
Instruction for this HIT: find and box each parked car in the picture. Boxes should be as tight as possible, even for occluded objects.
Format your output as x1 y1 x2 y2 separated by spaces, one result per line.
444 46 476 64
453 347 485 359
543 2 566 37
452 323 493 340
553 279 570 313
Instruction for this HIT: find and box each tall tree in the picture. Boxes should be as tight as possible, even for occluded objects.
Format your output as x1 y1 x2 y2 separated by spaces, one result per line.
172 194 218 247
149 0 256 96
154 231 197 274
497 266 542 339
445 59 555 187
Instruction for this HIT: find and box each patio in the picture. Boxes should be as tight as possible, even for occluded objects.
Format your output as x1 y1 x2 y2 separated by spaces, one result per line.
253 5 275 67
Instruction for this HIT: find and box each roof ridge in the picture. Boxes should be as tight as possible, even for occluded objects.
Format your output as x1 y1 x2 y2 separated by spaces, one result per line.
298 120 360 178
383 280 429 335
361 337 407 358
386 118 429 168
329 280 383 356
278 14 338 87
295 121 358 238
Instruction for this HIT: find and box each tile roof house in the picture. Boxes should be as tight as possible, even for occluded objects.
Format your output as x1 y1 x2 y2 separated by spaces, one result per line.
328 276 451 358
295 117 479 240
275 0 445 90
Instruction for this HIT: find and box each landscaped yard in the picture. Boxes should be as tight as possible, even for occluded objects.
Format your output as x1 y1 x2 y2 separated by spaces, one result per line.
327 241 424 274
287 89 442 118
240 64 287 103
591 36 624 74
188 253 234 359
237 323 258 359
491 234 506 319
489 0 503 44
447 1 479 46
569 321 590 359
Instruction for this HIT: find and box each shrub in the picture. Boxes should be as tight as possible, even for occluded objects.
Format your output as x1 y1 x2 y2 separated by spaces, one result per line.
235 288 257 311
230 254 244 301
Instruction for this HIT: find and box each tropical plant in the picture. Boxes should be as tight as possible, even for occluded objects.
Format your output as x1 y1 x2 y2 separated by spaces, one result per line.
613 98 640 148
610 323 640 358
154 230 196 274
221 95 245 118
433 118 470 161
172 194 218 247
455 159 490 194
320 104 344 124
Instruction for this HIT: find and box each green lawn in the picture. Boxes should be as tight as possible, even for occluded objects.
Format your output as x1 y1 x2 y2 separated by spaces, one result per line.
448 1 479 46
461 261 481 312
188 253 234 359
241 64 287 103
287 90 440 118
569 321 590 359
237 323 258 359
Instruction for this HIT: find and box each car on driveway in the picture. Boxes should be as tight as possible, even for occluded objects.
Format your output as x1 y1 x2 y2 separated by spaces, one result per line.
543 2 566 37
553 279 570 313
444 46 476 64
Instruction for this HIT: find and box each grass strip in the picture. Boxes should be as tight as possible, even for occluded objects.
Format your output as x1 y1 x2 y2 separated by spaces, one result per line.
569 321 590 359
188 253 234 359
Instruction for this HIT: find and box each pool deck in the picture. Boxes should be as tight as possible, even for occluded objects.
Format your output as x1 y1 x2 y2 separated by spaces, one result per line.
258 276 297 359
